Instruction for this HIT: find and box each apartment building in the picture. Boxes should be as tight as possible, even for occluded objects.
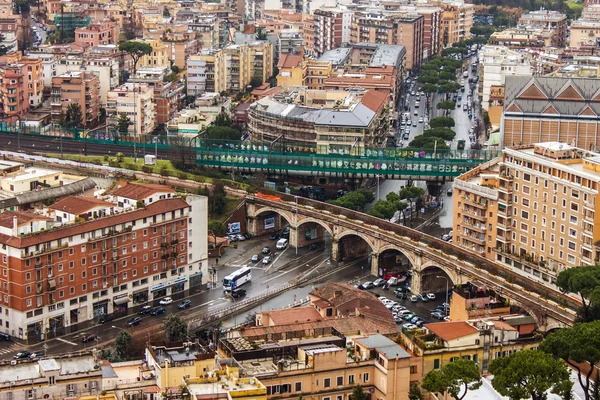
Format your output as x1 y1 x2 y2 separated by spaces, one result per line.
278 29 304 57
0 183 208 342
351 13 424 70
144 24 201 69
518 10 567 47
187 41 274 94
489 26 554 49
479 46 532 111
167 107 215 136
502 76 600 150
0 64 28 121
248 88 390 152
569 18 600 48
440 0 473 46
74 20 119 48
402 316 540 376
106 82 156 135
0 353 104 399
130 38 169 70
129 67 185 126
0 52 43 108
50 71 100 127
312 7 353 57
454 142 600 285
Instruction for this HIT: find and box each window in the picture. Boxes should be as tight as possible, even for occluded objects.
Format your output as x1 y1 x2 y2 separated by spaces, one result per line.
67 384 75 393
295 382 302 392
336 376 343 386
434 358 440 369
323 378 331 388
48 376 55 385
26 390 34 399
363 373 369 382
349 375 355 384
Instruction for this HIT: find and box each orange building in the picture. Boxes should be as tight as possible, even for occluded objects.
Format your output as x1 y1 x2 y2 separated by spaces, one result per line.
74 20 119 48
0 184 207 342
0 52 43 109
50 71 100 127
0 64 29 121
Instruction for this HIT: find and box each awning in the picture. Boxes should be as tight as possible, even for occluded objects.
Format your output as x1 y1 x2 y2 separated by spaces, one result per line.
113 297 130 305
47 278 56 289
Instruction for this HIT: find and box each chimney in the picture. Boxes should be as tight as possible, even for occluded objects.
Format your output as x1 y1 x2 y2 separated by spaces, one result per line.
12 216 18 236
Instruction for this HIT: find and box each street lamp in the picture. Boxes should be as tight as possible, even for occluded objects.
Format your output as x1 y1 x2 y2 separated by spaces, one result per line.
295 196 298 256
436 276 449 316
111 325 127 333
376 175 381 201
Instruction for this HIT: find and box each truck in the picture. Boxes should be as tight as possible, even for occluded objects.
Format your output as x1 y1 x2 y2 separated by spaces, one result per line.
457 140 466 150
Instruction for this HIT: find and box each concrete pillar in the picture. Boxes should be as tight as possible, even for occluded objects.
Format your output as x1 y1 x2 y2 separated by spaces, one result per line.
247 217 258 236
371 253 379 276
331 239 340 261
411 270 422 294
289 227 298 249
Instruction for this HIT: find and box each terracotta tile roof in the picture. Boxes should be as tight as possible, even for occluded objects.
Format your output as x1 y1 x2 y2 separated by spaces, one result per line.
50 196 113 215
277 53 303 69
112 182 175 200
492 320 517 331
424 321 479 342
361 90 389 113
0 210 52 228
0 198 188 248
263 307 322 325
310 282 391 319
324 75 393 85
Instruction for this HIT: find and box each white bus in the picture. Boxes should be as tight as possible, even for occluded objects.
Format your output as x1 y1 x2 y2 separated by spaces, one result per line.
223 266 252 291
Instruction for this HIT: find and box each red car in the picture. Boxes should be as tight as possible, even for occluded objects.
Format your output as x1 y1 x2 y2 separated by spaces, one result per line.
383 273 402 281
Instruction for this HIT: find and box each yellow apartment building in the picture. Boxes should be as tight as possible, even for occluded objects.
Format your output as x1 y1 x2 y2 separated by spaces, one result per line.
453 142 600 287
145 344 216 391
184 366 267 400
133 38 169 70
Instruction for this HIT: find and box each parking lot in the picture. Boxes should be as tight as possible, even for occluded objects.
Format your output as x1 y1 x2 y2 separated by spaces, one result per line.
358 279 451 331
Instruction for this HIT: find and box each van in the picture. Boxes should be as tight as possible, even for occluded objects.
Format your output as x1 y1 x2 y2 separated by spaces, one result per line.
276 238 288 250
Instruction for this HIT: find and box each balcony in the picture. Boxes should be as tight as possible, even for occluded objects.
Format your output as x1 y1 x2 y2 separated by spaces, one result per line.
462 208 487 221
461 195 488 209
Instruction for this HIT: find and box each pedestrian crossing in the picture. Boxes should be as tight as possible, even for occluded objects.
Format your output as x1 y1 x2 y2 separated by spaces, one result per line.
0 343 18 356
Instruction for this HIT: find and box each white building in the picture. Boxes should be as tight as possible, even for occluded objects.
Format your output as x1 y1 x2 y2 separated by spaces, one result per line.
106 82 156 136
480 45 532 111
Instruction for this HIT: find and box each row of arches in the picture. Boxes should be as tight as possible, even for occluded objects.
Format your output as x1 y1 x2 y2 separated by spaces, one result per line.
250 208 455 294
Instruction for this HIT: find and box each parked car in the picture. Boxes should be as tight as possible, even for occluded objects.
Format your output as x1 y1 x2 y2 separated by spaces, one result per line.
418 293 429 303
361 281 375 289
178 300 192 309
442 231 453 241
269 233 280 240
232 288 247 298
262 247 270 254
227 235 238 242
159 297 173 305
402 323 417 330
308 243 317 250
98 315 114 324
410 295 418 303
81 333 97 343
139 305 152 315
150 307 166 316
14 351 31 359
251 254 259 263
373 278 386 287
262 256 272 264
236 234 246 241
395 292 406 300
403 313 416 321
126 317 142 327
426 293 436 300
0 332 10 341
431 312 445 320
29 351 44 360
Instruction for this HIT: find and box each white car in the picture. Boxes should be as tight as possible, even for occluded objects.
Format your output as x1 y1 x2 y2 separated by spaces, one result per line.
418 117 423 123
427 293 436 300
403 323 418 330
373 278 386 287
159 297 173 305
262 256 272 264
236 234 246 241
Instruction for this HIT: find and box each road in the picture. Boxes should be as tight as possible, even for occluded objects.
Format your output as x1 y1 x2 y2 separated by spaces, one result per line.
0 235 373 360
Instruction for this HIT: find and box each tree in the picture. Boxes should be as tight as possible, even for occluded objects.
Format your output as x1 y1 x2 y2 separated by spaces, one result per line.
208 220 226 248
214 112 232 127
0 34 8 56
540 320 600 400
64 103 83 128
489 350 573 400
119 41 153 73
437 100 456 116
115 330 133 360
250 76 264 88
327 189 374 211
423 127 456 141
422 358 482 400
421 83 438 94
409 135 449 150
429 117 455 129
164 314 188 342
206 126 241 140
349 385 367 400
162 7 170 17
556 265 600 322
117 113 132 134
255 26 268 40
399 186 425 201
408 383 423 400
438 82 461 95
367 200 397 220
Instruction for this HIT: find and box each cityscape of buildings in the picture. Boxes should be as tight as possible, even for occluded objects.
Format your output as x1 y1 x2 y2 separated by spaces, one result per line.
0 0 599 398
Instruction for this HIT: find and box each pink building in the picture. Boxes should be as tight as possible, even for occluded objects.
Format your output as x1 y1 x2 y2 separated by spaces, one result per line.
74 20 119 48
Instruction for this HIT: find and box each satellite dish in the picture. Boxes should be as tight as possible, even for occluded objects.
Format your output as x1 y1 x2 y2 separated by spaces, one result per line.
559 144 563 149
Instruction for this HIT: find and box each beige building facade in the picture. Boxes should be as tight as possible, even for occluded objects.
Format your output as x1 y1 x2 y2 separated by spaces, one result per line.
106 82 156 135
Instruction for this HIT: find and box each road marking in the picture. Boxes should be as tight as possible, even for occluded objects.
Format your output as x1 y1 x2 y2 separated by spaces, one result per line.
262 263 309 284
56 337 78 346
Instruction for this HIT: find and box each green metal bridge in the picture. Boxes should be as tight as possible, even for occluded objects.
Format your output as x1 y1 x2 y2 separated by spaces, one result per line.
0 123 501 178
